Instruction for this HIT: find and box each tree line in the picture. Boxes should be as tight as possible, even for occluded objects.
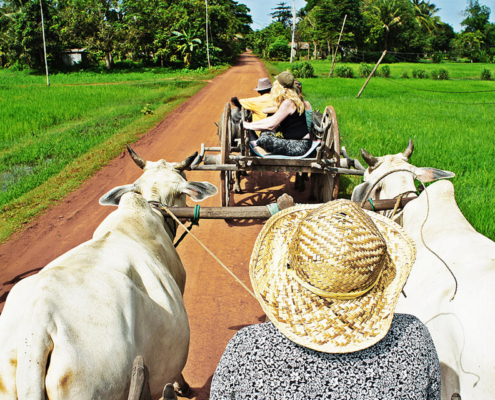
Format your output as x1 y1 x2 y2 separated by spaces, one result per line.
248 0 495 63
0 0 252 70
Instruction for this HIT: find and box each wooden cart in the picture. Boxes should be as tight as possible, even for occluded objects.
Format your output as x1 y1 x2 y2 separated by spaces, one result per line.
191 102 364 207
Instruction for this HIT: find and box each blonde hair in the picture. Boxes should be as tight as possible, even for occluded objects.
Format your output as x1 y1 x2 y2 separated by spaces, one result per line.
270 81 305 115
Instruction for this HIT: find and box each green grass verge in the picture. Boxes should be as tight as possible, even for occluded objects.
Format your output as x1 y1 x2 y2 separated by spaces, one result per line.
0 66 227 242
266 60 495 241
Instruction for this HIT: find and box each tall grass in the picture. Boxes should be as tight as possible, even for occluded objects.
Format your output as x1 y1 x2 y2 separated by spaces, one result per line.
286 60 495 80
270 61 495 240
0 67 225 241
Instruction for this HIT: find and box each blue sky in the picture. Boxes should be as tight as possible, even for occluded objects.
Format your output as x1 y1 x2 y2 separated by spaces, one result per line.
241 0 495 33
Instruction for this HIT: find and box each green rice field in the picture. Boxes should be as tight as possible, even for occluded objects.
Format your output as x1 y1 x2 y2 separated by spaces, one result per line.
0 66 225 241
270 61 495 240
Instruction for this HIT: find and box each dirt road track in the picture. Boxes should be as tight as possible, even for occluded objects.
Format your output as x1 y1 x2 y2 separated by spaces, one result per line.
0 53 313 399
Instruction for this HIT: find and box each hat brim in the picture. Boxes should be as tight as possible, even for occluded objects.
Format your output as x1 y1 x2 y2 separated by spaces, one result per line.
249 204 416 353
254 86 271 91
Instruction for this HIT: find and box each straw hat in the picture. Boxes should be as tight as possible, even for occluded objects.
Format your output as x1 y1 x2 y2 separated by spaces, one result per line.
254 78 272 91
249 199 416 353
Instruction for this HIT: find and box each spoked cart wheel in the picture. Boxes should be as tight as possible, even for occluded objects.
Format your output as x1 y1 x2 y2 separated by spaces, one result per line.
318 106 340 203
220 102 232 207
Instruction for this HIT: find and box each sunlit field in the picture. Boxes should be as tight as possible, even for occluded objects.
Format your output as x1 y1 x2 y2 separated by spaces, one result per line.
0 66 225 241
270 61 495 240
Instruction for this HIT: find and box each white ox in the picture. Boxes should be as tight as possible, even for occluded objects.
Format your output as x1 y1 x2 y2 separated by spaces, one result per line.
0 146 217 399
351 140 495 400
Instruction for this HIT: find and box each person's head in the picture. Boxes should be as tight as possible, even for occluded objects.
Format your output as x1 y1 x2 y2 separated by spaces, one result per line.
254 78 272 96
271 71 304 114
249 199 416 353
294 80 303 95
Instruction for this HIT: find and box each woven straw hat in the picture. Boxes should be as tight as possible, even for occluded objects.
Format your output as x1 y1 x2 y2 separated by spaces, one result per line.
249 199 416 353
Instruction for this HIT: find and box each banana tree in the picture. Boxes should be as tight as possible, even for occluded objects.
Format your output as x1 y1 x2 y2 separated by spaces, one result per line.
170 25 202 67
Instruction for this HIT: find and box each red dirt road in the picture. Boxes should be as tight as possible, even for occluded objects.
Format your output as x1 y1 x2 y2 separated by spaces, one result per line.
0 53 313 399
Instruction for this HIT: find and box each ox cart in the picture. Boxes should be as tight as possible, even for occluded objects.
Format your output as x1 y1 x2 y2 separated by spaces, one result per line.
190 102 365 207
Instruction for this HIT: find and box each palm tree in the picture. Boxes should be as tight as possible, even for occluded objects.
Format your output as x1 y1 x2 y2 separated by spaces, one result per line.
412 0 444 33
362 0 411 50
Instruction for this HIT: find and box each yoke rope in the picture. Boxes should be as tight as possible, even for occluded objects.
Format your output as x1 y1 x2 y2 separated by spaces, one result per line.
173 205 200 248
161 206 256 299
361 169 458 301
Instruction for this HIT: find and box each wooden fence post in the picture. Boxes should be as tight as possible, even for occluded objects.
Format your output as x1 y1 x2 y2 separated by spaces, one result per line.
356 50 387 98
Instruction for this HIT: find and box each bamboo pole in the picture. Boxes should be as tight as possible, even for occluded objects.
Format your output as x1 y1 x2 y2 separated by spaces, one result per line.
356 49 387 98
328 14 347 78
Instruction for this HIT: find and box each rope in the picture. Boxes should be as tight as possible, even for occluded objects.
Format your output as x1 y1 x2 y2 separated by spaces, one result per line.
419 183 458 301
367 198 375 211
161 206 256 299
390 194 403 219
173 205 200 248
359 169 458 300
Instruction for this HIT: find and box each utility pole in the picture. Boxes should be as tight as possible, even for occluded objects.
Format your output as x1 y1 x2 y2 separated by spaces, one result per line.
205 0 211 69
290 0 296 63
40 0 50 86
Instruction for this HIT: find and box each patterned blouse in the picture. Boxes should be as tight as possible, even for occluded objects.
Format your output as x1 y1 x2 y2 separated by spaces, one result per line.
210 314 441 400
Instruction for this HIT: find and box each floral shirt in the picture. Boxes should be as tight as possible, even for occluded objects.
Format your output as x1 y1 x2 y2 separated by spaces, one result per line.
210 314 440 400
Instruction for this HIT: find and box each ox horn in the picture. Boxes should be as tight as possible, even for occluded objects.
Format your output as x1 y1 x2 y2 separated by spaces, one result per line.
361 148 379 167
402 139 414 160
127 145 147 169
175 152 198 172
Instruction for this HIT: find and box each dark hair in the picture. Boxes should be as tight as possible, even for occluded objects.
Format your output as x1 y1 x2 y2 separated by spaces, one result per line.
258 88 271 95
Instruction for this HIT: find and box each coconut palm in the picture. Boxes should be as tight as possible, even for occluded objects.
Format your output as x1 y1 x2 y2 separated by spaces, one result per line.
361 0 413 50
412 0 444 33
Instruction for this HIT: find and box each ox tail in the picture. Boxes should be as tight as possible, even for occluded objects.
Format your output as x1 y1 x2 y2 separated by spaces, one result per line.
16 326 54 400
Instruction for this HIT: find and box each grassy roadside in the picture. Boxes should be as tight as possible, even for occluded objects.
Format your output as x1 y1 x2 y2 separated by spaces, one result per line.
0 66 227 243
264 60 495 241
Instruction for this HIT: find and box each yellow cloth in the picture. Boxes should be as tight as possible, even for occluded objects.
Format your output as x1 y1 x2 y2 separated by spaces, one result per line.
239 93 275 122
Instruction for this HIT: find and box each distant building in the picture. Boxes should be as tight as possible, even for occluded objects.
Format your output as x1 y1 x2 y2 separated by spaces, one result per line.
62 49 88 66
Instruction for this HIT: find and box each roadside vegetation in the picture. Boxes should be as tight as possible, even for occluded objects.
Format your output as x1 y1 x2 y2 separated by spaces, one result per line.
267 59 495 241
0 66 226 242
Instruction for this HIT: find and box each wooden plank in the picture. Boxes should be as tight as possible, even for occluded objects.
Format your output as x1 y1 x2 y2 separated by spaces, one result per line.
191 164 364 175
156 197 416 219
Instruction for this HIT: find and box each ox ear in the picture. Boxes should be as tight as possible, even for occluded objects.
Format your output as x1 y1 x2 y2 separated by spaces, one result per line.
178 181 218 202
99 184 139 206
351 182 372 203
413 167 455 183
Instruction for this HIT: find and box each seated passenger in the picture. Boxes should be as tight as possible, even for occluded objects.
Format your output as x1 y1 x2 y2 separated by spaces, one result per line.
210 200 441 400
231 78 275 122
295 79 313 133
262 79 313 133
243 72 312 157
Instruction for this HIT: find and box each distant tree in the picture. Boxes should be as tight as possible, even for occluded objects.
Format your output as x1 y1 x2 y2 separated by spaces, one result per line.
453 30 484 61
270 2 292 29
461 0 490 33
361 0 415 51
412 0 444 33
170 25 202 67
0 0 59 69
57 0 124 70
429 22 455 52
